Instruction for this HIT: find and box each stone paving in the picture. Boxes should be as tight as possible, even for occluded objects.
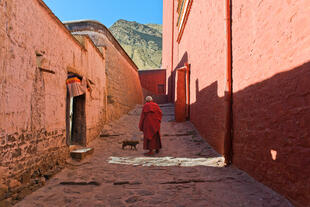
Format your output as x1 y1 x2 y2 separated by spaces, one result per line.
16 104 293 207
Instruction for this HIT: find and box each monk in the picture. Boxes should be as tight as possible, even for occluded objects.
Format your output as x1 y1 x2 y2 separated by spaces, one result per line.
139 96 162 156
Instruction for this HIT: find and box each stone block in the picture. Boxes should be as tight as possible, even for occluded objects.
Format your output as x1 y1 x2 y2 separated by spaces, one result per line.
70 148 94 160
11 148 21 158
8 179 21 191
0 200 11 207
0 184 8 200
21 171 31 184
16 188 31 201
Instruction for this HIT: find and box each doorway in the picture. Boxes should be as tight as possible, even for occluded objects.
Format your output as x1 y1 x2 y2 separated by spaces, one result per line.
66 92 86 146
175 63 190 122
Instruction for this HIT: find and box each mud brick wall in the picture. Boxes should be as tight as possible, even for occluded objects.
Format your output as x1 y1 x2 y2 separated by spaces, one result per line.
0 0 106 204
232 1 310 206
64 21 144 122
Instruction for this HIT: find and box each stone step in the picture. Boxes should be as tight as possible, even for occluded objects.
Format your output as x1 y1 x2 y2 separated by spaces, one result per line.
70 148 94 160
158 104 174 107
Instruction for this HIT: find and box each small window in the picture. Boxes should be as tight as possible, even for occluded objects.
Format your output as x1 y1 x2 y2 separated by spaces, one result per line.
158 84 165 94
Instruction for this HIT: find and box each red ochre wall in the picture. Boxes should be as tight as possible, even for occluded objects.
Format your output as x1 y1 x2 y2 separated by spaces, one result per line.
138 69 166 95
162 0 173 100
162 0 310 206
163 0 227 155
232 1 310 206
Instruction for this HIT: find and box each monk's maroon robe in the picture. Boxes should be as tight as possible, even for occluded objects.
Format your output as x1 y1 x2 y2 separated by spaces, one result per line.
139 102 162 150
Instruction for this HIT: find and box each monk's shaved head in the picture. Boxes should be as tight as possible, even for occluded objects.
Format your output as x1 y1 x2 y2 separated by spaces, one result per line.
145 96 153 102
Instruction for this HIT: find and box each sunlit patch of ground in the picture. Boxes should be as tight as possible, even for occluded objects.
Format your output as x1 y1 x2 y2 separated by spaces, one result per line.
108 156 225 167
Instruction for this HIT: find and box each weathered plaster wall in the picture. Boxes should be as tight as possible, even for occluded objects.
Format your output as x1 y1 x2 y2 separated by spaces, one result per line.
104 34 143 120
232 1 310 206
0 0 106 204
64 21 143 121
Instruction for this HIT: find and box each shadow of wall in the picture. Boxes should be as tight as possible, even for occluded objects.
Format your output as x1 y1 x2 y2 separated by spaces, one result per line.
232 61 310 206
190 80 226 155
189 61 310 206
168 52 189 102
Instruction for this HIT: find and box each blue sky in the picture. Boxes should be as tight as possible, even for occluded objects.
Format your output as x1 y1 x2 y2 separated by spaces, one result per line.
43 0 163 27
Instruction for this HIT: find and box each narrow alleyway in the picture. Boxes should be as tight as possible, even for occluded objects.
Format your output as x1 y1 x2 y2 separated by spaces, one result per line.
16 104 293 207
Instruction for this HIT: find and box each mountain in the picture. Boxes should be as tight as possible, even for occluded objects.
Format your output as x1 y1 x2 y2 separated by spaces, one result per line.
109 19 162 70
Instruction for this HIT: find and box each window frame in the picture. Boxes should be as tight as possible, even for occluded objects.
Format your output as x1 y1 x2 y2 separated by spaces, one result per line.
176 0 193 43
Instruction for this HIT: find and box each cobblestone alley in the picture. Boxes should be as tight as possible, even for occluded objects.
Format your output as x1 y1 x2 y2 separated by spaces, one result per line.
16 104 293 207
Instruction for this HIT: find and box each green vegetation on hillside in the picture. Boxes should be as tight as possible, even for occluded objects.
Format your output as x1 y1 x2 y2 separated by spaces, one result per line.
109 19 162 70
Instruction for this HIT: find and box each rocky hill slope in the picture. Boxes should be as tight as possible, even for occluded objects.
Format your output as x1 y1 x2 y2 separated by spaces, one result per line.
109 19 162 70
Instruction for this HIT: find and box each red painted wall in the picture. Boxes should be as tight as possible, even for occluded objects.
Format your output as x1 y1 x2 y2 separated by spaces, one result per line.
163 0 227 155
163 0 310 206
138 69 166 95
162 0 173 100
232 1 310 206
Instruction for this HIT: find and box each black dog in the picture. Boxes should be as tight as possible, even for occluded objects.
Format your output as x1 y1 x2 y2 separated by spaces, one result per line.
122 140 139 150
